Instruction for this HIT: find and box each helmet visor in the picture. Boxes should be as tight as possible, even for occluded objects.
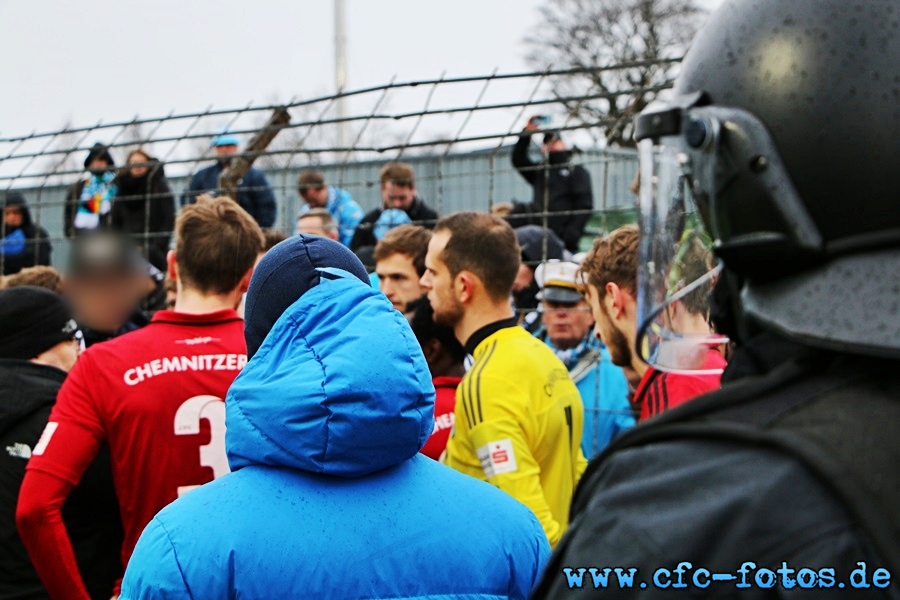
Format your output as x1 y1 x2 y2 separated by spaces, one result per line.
636 139 726 374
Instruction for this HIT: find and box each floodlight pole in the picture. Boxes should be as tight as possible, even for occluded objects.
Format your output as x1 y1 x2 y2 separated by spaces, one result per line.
335 0 349 151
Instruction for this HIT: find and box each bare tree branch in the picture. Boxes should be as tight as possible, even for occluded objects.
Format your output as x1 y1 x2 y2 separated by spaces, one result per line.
525 0 705 146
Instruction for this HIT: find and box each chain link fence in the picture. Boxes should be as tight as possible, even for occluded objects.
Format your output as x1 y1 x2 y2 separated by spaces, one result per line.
0 61 682 272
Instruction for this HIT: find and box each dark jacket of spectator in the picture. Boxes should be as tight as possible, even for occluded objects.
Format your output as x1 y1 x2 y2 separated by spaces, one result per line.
0 361 123 600
183 163 276 228
350 196 438 252
510 134 593 253
112 158 175 272
1 193 51 276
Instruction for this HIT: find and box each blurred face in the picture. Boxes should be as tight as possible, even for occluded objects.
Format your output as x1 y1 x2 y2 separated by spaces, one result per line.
215 144 238 158
420 231 464 328
65 272 144 333
127 152 150 178
381 181 415 210
377 253 425 311
512 263 533 293
542 298 594 350
4 206 23 229
542 138 567 155
300 185 329 208
87 157 109 172
296 215 337 240
586 284 631 367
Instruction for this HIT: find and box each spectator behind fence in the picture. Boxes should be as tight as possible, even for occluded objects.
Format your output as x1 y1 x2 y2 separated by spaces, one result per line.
182 133 276 228
17 197 264 600
1 265 62 294
421 211 587 547
580 225 725 420
63 233 155 349
533 260 633 457
513 225 567 327
0 287 122 600
406 296 465 461
505 118 593 253
374 224 431 312
297 170 363 246
65 143 117 238
111 149 175 272
1 192 51 276
119 235 549 599
535 1 900 595
350 162 438 252
296 208 339 240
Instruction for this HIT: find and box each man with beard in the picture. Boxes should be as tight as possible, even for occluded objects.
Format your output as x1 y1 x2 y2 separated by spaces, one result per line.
580 225 725 421
506 118 593 253
420 211 586 547
183 134 276 228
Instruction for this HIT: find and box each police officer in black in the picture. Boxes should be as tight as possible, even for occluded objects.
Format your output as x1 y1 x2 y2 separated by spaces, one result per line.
533 0 900 597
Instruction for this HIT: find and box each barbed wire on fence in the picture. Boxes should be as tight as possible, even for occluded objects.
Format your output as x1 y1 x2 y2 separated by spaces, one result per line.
0 59 677 277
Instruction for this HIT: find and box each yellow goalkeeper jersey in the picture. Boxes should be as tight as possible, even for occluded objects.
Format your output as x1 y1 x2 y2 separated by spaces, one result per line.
443 320 588 547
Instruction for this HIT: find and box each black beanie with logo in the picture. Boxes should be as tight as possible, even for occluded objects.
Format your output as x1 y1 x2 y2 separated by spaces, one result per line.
0 286 75 360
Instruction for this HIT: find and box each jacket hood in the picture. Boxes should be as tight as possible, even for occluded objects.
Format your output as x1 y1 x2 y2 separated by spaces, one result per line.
84 143 115 170
226 268 435 478
0 361 64 437
2 192 33 228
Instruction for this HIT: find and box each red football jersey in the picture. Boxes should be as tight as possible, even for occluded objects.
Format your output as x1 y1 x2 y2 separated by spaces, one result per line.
419 376 461 460
635 349 727 421
25 309 246 576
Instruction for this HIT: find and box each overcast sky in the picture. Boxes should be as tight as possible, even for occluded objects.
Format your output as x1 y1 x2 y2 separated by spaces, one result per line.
0 0 559 139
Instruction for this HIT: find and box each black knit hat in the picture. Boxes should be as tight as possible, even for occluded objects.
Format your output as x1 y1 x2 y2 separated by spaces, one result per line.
0 286 76 360
84 143 115 169
243 235 370 359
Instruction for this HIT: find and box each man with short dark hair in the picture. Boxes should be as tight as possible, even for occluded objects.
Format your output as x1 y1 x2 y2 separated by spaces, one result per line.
17 197 264 599
580 225 725 420
420 211 587 547
183 134 276 228
350 162 438 251
0 287 121 600
296 208 339 240
374 224 431 311
296 170 363 246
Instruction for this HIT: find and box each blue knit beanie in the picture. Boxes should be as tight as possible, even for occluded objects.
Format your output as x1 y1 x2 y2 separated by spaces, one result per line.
243 235 369 358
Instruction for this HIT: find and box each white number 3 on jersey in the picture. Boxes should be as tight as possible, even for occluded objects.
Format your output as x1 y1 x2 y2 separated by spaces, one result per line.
174 395 230 496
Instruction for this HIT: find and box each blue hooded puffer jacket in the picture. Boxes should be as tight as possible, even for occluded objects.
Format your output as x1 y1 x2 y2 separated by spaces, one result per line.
121 270 550 599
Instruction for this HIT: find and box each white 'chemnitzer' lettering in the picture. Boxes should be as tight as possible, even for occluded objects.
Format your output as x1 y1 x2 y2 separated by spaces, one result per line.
123 354 248 386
